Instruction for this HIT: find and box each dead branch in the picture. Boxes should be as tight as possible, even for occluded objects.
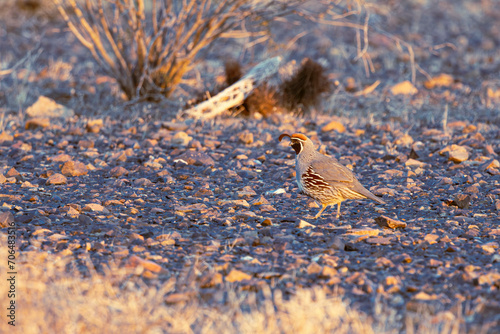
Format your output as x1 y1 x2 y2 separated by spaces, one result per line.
183 56 282 120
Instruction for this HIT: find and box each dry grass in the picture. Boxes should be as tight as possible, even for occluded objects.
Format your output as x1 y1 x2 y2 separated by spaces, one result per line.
0 239 471 334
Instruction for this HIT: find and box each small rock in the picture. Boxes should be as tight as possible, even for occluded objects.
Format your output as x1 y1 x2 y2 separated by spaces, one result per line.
394 134 414 147
47 233 69 242
328 236 345 250
86 119 103 133
483 145 497 157
307 262 323 275
0 132 13 143
174 203 208 212
218 199 250 208
259 205 276 212
142 139 158 148
440 145 469 163
251 195 270 206
320 266 338 278
26 96 74 118
464 185 479 194
375 216 407 229
176 151 214 166
346 229 380 236
127 255 163 273
366 237 392 245
424 73 454 89
424 234 439 244
51 154 72 162
0 211 14 228
297 220 315 229
449 148 469 163
237 186 257 197
322 121 345 133
390 81 418 95
133 178 154 187
479 159 500 171
225 269 252 282
162 121 188 131
385 276 399 286
261 218 273 226
5 168 24 182
199 272 223 288
481 242 498 254
171 131 192 147
265 188 286 196
194 188 213 197
238 131 254 145
428 259 443 268
83 203 109 213
61 161 88 177
413 291 438 301
405 159 426 168
452 194 471 209
474 272 500 286
46 173 67 185
109 166 129 178
164 292 194 304
78 215 93 224
25 118 50 130
78 140 94 149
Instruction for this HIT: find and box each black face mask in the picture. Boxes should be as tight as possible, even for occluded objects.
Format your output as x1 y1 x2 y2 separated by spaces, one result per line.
291 142 302 155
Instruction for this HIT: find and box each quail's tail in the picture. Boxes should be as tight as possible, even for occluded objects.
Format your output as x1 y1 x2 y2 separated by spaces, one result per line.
367 192 386 205
356 186 386 204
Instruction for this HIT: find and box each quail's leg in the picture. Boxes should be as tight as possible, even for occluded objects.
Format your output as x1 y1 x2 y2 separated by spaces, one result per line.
336 202 341 218
314 204 328 219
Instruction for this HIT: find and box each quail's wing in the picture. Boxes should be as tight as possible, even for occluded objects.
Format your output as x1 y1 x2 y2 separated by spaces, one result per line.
311 156 386 204
309 156 354 183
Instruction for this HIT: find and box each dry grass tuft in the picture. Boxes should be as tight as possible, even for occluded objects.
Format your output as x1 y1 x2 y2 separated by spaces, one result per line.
0 240 469 334
0 243 372 333
280 58 331 113
224 60 243 87
243 84 280 118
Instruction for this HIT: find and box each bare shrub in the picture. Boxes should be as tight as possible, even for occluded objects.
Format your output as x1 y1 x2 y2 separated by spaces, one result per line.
54 0 303 101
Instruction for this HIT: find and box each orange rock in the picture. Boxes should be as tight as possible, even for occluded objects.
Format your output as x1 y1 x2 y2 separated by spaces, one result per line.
25 118 50 130
165 292 195 304
127 255 162 273
322 120 345 133
375 216 407 229
306 262 322 275
61 161 88 177
389 81 418 95
0 132 13 143
225 269 252 282
86 119 103 133
424 73 454 89
385 276 399 286
46 173 67 185
51 154 72 162
394 133 414 147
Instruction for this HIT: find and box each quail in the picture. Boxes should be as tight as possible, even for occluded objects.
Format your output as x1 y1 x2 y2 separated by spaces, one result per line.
279 133 385 219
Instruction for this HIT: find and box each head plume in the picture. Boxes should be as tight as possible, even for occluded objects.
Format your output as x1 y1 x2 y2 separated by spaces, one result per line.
279 133 291 142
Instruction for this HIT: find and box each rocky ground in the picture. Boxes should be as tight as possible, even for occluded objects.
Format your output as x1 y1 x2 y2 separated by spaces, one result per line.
1 0 500 333
1 113 500 332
